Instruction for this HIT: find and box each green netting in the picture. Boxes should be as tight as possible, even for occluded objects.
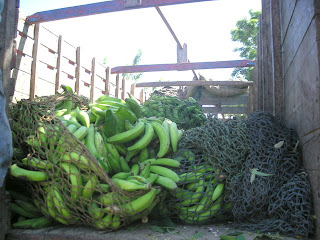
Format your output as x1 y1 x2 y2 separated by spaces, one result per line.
8 92 157 230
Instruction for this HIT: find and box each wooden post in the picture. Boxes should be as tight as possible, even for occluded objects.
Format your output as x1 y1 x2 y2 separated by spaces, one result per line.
30 23 40 99
90 57 96 103
115 73 120 98
270 0 283 118
139 88 144 103
105 67 110 95
121 76 126 100
75 46 81 94
55 35 62 93
130 83 135 97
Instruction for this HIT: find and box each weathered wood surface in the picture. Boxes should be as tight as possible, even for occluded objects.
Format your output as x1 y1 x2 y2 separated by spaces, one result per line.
280 0 297 44
278 0 320 238
270 0 283 118
281 0 315 76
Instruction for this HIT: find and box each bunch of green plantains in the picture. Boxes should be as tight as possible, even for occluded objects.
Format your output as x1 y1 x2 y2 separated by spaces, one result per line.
8 89 185 231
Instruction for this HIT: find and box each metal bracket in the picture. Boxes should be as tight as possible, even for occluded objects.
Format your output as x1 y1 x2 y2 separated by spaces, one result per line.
124 0 142 8
177 43 188 63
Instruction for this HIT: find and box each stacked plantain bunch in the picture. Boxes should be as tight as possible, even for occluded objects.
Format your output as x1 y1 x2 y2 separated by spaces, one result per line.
8 89 185 231
140 94 206 130
164 115 250 225
163 148 231 225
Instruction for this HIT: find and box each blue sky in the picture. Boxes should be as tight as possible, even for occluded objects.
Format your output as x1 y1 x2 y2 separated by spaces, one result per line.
19 0 261 83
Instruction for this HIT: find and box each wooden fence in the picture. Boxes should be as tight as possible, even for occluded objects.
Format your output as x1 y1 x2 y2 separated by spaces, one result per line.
12 14 137 103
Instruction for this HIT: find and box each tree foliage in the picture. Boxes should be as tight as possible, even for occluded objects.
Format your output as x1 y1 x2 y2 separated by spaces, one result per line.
230 9 261 81
122 49 143 82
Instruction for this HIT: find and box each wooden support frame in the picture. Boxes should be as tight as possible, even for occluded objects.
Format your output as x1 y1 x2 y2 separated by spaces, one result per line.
75 46 81 94
105 67 110 95
26 0 215 24
29 23 40 99
55 35 63 93
90 57 96 102
111 60 254 74
121 76 126 100
115 73 120 98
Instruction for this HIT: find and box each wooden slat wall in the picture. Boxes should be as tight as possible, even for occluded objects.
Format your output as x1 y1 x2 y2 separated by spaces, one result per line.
11 14 124 102
256 0 320 237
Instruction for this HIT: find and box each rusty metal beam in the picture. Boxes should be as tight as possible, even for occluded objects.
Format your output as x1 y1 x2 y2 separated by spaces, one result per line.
111 60 254 73
26 0 215 24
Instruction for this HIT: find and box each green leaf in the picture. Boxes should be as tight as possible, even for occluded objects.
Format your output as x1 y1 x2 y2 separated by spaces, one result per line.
193 231 203 239
149 225 165 233
228 232 244 236
251 168 273 177
235 234 246 240
250 172 256 184
274 140 284 148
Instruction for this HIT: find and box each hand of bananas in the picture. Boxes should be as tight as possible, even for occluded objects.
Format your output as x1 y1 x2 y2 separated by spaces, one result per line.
140 95 206 130
9 91 185 230
9 189 53 229
168 150 230 224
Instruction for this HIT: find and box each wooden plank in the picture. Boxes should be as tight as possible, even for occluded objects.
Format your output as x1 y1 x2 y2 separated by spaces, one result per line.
29 23 40 99
257 15 263 111
55 35 62 93
136 80 253 88
105 67 110 95
202 106 248 114
282 0 314 76
130 83 135 97
140 88 144 103
155 6 183 49
279 0 297 44
115 73 120 98
90 58 96 102
198 91 249 106
112 60 254 74
284 19 320 136
75 47 81 94
26 0 216 24
270 0 284 118
121 76 126 100
261 0 273 113
299 130 320 238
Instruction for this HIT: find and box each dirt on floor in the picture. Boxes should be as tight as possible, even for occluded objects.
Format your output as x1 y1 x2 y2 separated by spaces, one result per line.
7 222 306 240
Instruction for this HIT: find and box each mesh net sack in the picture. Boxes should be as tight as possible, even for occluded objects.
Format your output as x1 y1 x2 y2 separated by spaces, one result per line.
165 115 250 224
229 111 314 237
8 92 159 230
